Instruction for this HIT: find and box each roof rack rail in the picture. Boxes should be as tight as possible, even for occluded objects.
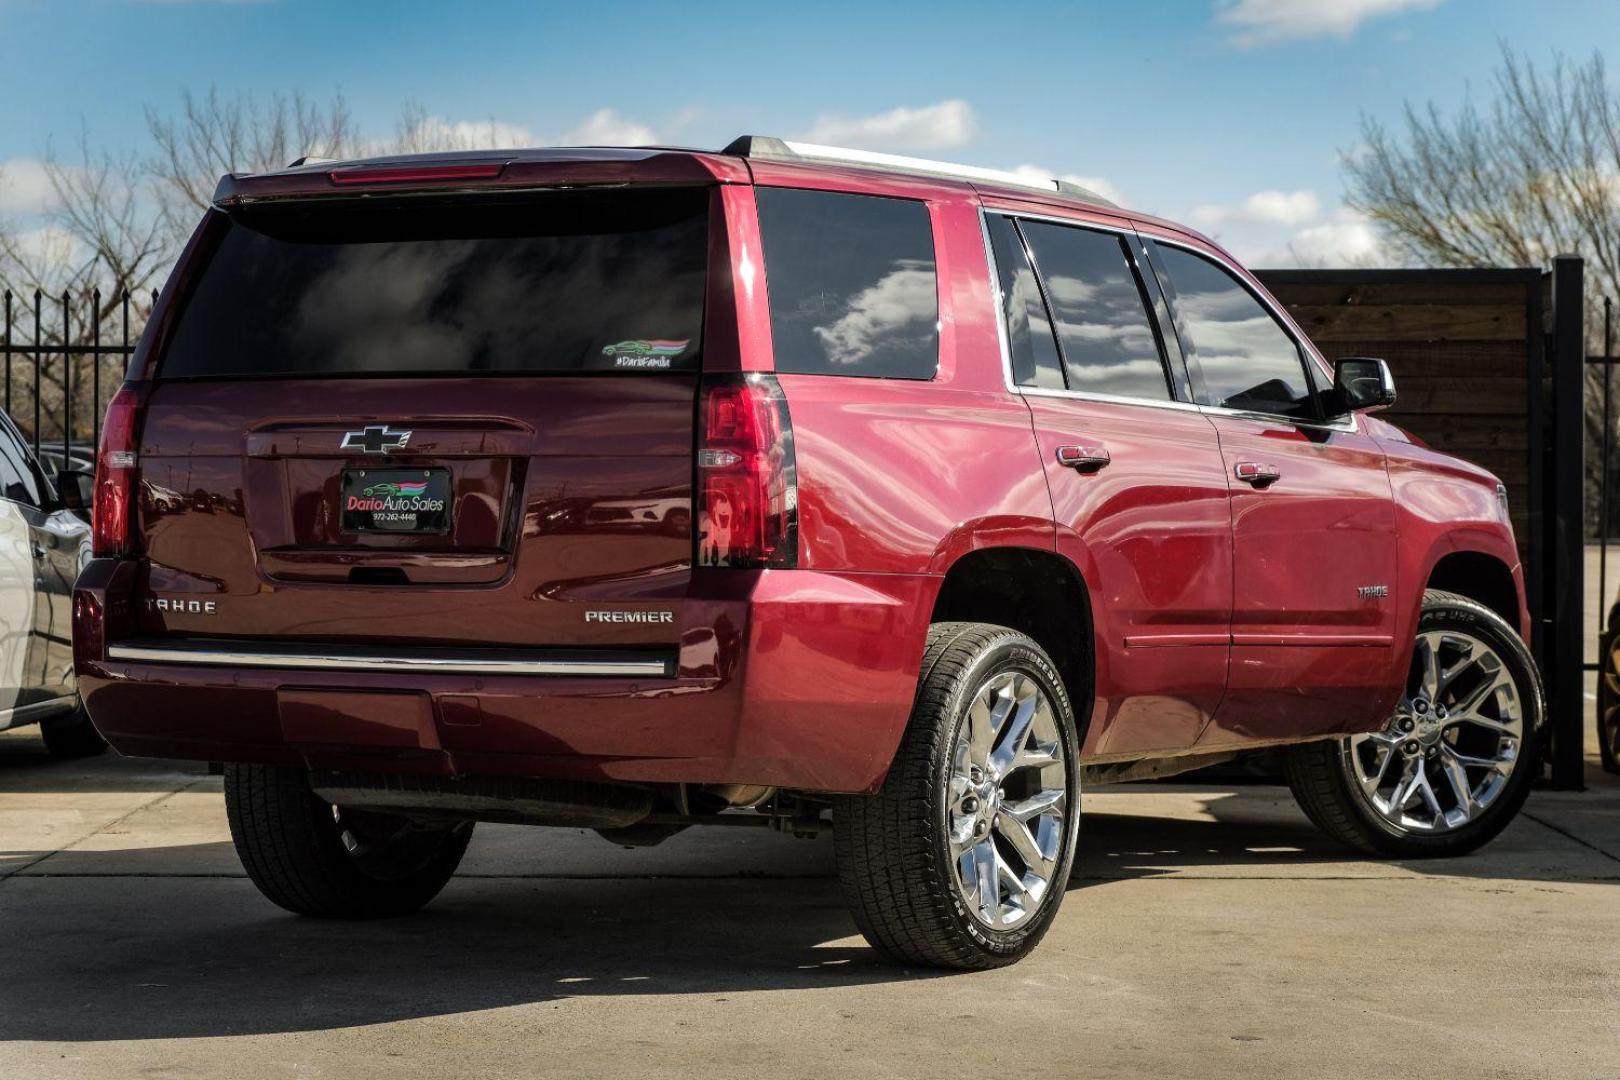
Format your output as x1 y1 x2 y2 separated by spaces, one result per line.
721 135 1117 208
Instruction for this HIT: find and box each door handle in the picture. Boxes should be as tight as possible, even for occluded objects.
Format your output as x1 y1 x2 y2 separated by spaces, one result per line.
29 543 45 559
1234 461 1281 487
1055 445 1111 472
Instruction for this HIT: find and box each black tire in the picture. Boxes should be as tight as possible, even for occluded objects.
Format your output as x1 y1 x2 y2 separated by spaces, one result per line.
1282 589 1545 858
224 763 474 918
834 622 1082 970
39 701 107 758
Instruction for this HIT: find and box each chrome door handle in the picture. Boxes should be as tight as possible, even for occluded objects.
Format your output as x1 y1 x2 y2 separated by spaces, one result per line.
29 543 45 559
1055 445 1111 472
1234 462 1281 487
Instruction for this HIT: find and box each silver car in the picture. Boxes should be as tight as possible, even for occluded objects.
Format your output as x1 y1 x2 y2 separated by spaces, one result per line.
0 413 95 755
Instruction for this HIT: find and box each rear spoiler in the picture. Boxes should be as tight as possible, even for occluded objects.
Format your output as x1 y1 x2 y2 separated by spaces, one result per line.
213 148 749 206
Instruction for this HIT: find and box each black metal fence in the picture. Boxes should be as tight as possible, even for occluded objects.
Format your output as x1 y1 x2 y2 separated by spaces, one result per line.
1 289 152 470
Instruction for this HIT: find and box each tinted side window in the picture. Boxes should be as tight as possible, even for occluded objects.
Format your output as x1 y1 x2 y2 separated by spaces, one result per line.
985 215 1063 389
1019 221 1171 401
756 188 938 379
1155 245 1315 419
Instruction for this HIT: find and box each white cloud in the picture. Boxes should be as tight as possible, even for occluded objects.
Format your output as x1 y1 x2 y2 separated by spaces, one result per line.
0 160 60 217
1192 189 1320 227
1216 0 1446 46
800 100 975 152
1183 186 1386 267
1008 164 1126 207
561 108 658 147
385 108 660 154
384 114 539 155
0 225 84 271
1263 208 1385 267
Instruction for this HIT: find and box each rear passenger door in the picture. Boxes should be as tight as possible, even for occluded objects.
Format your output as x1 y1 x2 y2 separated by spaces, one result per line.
1144 240 1399 744
984 212 1232 757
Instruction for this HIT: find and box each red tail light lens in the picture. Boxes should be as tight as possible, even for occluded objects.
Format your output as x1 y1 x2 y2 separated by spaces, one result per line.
697 374 797 568
92 386 140 556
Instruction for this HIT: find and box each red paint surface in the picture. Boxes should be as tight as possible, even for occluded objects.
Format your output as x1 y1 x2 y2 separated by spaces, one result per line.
76 149 1526 792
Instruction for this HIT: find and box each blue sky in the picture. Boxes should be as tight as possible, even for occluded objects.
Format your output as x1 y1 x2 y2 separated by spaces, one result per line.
2 0 1619 265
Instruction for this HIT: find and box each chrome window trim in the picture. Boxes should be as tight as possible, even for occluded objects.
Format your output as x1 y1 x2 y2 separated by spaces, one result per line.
980 205 1359 434
1145 234 1357 433
978 207 1203 417
106 643 673 678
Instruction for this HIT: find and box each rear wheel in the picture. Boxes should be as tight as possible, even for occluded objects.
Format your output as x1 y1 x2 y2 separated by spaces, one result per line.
1283 590 1544 857
39 701 107 758
834 623 1081 970
224 763 473 918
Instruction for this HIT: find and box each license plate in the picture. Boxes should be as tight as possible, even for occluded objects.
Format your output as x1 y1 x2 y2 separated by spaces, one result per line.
341 468 452 534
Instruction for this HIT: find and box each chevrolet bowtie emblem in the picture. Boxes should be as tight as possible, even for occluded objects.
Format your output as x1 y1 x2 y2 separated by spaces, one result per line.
341 425 412 455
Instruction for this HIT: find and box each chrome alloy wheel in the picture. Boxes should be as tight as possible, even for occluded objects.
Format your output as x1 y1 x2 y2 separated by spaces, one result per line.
1347 629 1523 833
947 670 1069 930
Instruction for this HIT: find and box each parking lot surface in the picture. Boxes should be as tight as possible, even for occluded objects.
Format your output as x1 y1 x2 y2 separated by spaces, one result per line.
3 727 1618 1080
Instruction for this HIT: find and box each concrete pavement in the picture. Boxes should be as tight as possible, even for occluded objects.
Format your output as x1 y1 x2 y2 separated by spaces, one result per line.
3 726 1618 1080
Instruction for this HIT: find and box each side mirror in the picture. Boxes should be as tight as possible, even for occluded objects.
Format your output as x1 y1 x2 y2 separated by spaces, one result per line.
1326 357 1396 416
57 467 93 516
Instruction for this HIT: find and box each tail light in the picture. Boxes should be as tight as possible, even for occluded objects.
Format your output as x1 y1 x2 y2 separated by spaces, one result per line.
697 373 797 568
92 386 140 556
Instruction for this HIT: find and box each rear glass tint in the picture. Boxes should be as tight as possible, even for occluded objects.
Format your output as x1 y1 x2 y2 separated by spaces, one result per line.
158 188 709 378
756 187 938 379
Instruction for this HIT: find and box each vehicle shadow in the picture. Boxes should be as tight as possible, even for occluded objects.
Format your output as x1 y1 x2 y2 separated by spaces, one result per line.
2 779 1613 1045
0 843 927 1043
1074 785 1620 885
0 731 210 793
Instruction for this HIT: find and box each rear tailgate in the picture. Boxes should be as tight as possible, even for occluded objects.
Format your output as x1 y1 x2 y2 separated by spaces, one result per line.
132 185 711 651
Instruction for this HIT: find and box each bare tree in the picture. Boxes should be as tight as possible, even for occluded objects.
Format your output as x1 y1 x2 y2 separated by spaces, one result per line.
1347 46 1620 331
392 101 533 153
0 134 167 448
1345 45 1620 536
0 87 505 447
146 87 360 245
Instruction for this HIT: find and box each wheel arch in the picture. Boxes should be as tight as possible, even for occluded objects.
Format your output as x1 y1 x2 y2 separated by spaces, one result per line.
1423 548 1523 632
928 546 1095 740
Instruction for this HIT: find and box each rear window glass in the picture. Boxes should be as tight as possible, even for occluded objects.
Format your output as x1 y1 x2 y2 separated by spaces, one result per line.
158 188 709 378
756 187 938 380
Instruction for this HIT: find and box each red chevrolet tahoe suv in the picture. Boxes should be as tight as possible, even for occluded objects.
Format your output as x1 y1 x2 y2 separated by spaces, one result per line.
73 138 1544 969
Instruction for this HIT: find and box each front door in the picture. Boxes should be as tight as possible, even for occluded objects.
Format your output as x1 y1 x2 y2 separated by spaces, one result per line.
985 211 1232 757
1146 240 1398 745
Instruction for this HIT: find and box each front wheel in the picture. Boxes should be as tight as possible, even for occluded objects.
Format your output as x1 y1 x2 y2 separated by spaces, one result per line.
224 763 473 918
1283 589 1544 858
834 623 1081 970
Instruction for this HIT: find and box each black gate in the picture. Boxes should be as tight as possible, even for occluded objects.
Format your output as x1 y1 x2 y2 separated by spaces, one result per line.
1 289 150 474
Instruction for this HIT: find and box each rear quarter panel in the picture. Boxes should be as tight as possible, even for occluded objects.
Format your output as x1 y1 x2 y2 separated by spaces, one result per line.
738 166 1055 575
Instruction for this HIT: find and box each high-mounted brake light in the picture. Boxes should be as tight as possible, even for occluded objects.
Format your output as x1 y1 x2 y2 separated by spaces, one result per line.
93 386 140 556
328 164 506 186
697 374 797 569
